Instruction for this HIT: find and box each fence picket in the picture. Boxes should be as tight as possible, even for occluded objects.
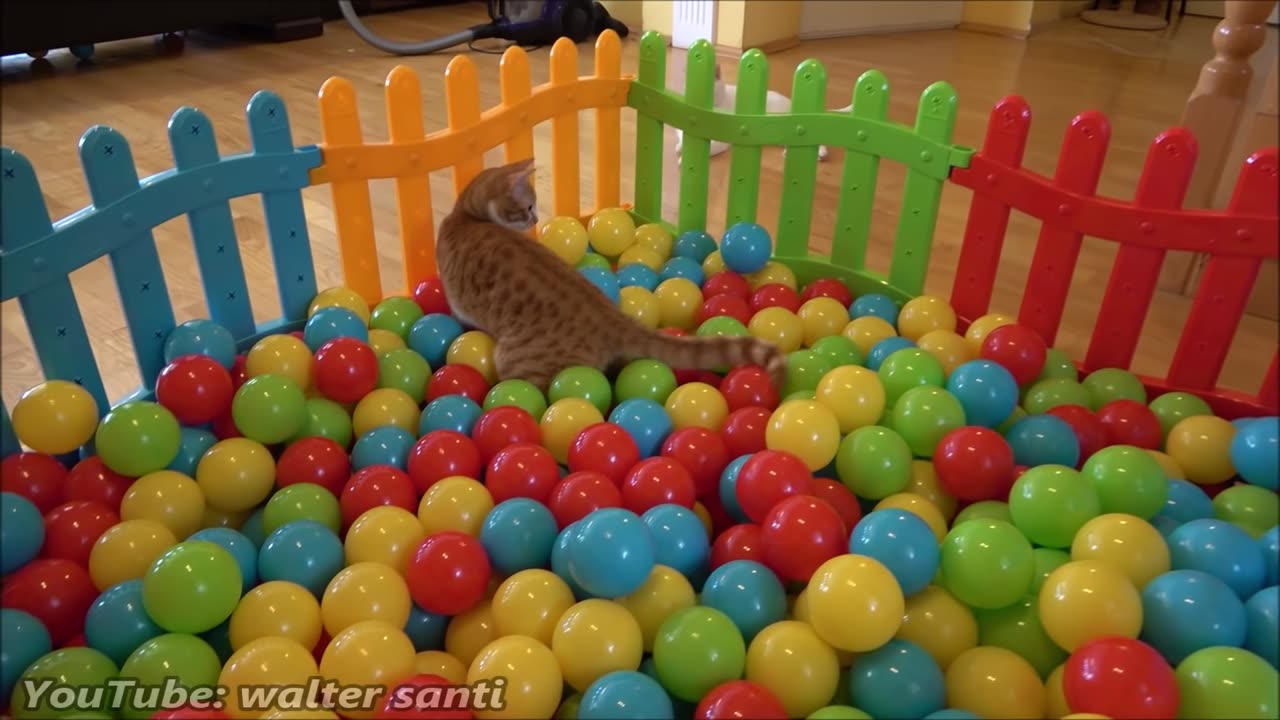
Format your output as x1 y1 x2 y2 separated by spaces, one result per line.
775 59 827 259
386 66 436 288
549 38 581 219
318 77 381 305
594 30 623 211
1262 352 1278 410
889 82 958 296
632 32 667 225
725 50 769 228
677 39 717 233
445 56 485 199
829 70 889 272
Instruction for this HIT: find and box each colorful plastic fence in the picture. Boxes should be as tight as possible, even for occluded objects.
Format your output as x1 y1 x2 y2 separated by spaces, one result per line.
1 29 1276 459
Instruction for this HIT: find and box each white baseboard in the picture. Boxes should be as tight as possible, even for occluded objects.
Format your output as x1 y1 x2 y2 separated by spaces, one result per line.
798 20 960 40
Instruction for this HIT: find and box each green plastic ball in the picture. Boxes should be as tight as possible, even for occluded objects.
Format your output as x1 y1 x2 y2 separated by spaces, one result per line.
369 296 425 339
1030 547 1071 594
1175 646 1279 719
810 335 864 369
1009 465 1101 549
652 606 747 703
891 386 966 458
117 634 222 720
1149 391 1213 439
548 366 614 416
939 519 1035 610
484 379 549 420
556 693 583 720
784 390 817 402
141 540 243 635
262 483 342 535
10 647 119 720
377 348 431 401
696 316 750 338
807 707 872 720
878 348 945 407
231 374 307 445
1082 367 1147 409
1022 378 1093 415
996 406 1028 435
784 350 836 396
1080 445 1169 520
835 425 913 500
615 359 678 404
94 401 182 478
1036 348 1078 383
290 397 354 449
974 596 1067 679
576 253 612 272
954 500 1012 526
1213 484 1280 538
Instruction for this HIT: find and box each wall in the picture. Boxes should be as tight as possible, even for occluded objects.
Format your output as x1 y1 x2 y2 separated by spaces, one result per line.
599 0 643 32
961 0 1034 35
737 1 801 49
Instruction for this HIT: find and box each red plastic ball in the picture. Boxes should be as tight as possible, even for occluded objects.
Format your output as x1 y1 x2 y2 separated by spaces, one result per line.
568 422 641 485
698 295 753 327
381 674 474 719
933 426 1016 503
41 500 119 567
412 277 452 317
485 443 561 505
340 465 418 528
276 437 350 495
735 450 813 523
979 324 1048 386
710 523 767 570
0 558 97 646
810 478 861 534
312 337 379 404
211 410 242 441
426 365 490 406
702 271 753 302
1062 637 1179 719
749 284 802 313
760 495 846 582
62 633 86 648
1096 399 1162 450
695 680 789 720
405 532 491 616
548 471 623 529
155 354 234 425
1046 404 1108 466
313 629 331 664
719 367 780 412
687 370 724 387
721 407 771 458
621 457 696 514
1 451 69 514
229 354 249 391
661 427 730 500
470 406 541 464
151 706 229 720
63 456 133 512
407 431 484 495
800 278 854 307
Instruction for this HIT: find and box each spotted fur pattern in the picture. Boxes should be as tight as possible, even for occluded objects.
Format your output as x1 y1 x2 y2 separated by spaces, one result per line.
435 158 788 392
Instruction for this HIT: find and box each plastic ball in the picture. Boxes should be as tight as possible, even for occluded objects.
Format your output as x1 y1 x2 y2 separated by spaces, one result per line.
413 651 467 683
1244 585 1278 668
765 399 840 472
479 498 558 575
834 425 912 500
653 277 703 330
292 397 354 449
443 331 495 385
1022 378 1093 416
232 374 307 444
751 283 802 314
587 208 637 256
467 634 564 720
735 450 813 523
256 520 345 597
1075 445 1167 520
1005 414 1080 468
344 505 425 572
617 262 662 292
945 646 1046 720
721 406 769 458
121 469 206 540
369 297 425 340
650 606 746 703
13 380 99 455
1080 367 1147 409
849 509 940 597
895 296 955 342
1174 646 1279 719
95 401 182 478
321 561 411 636
660 257 706 287
377 348 431 402
878 347 945 406
142 540 242 634
1260 526 1280 587
1007 464 1099 549
1215 483 1280 539
60 456 127 512
972 593 1066 680
1061 637 1178 719
694 680 788 720
940 519 1035 610
303 306 368 352
1168 518 1266 598
579 670 674 720
641 503 709 578
487 569 574 647
1071 513 1170 589
907 458 959 520
719 222 772 274
227 580 322 651
698 560 785 643
352 387 420 438
895 585 978 671
1 609 53 700
744 620 839 717
795 297 847 347
540 216 590 264
1170 416 1244 488
962 313 1014 352
979 324 1047 386
670 229 714 263
848 639 946 719
1038 560 1143 651
608 398 673 459
783 349 837 397
1228 416 1278 490
567 508 656 598
747 262 796 291
86 518 176 593
934 426 1017 503
1045 404 1108 466
635 223 675 259
866 336 915 371
0 492 44 574
806 553 905 651
195 438 275 513
892 386 968 459
416 476 493 537
406 532 490 616
760 495 845 582
448 604 502 666
275 437 350 496
747 306 805 353
10 646 120 719
1096 399 1163 450
550 598 645 692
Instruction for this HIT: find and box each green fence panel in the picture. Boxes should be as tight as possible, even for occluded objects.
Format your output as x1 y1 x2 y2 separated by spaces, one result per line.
774 59 827 259
830 70 890 272
725 50 769 228
633 32 667 225
677 40 718 233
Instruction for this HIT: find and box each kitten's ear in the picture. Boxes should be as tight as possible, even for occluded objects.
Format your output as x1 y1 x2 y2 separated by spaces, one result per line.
507 162 536 190
506 157 535 173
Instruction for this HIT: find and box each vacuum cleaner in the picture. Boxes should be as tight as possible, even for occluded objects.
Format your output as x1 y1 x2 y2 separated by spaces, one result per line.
338 0 630 56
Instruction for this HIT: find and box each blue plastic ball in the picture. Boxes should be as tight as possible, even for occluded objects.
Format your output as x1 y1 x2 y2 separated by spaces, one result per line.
166 427 217 477
617 264 661 292
945 360 1020 429
673 230 718 264
1140 569 1247 664
403 603 449 652
659 257 705 286
1158 479 1216 525
924 711 982 720
699 560 786 642
608 398 673 458
163 319 237 369
1231 416 1279 491
719 222 772 274
1260 526 1280 587
1151 514 1181 539
567 508 656 599
867 337 916 371
407 313 464 369
239 506 267 548
1245 585 1279 669
0 492 43 575
200 618 234 663
303 307 369 351
479 498 559 576
848 509 940 597
1168 518 1267 599
350 426 416 471
551 522 591 600
718 455 752 524
580 266 621 304
0 609 52 701
83 579 163 666
579 670 675 720
188 528 258 595
419 395 483 437
1004 415 1080 468
850 293 900 325
641 504 710 580
256 520 345 597
848 639 946 719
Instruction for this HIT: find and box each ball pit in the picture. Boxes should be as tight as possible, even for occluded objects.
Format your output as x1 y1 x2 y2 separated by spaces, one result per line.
2 196 1279 720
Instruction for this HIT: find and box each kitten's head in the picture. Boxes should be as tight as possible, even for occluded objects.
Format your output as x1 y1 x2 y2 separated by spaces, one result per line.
459 157 538 230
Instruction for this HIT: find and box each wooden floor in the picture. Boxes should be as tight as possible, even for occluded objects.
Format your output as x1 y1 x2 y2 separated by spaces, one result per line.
1 3 1276 411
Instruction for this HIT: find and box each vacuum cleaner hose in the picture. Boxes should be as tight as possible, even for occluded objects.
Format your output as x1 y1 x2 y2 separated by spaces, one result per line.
337 0 486 55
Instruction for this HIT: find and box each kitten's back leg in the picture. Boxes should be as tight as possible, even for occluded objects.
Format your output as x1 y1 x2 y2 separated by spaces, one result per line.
494 341 607 393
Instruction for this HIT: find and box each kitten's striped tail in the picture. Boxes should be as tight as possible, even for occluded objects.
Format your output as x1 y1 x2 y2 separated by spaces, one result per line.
619 329 787 394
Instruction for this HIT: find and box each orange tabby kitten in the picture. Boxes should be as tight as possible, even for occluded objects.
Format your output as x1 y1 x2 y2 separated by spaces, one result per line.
436 158 787 393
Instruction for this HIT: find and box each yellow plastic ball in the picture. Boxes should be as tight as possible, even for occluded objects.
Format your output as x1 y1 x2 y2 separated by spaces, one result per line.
352 387 421 437
319 620 416 720
321 561 412 637
120 470 206 540
897 295 957 342
945 646 1046 720
1144 449 1185 481
895 585 978 671
418 476 493 537
1064 715 1113 719
797 297 849 348
1045 663 1072 720
539 216 590 265
88 518 177 591
195 438 275 513
368 328 407 355
1070 513 1169 590
309 286 371 325
788 590 856 666
541 398 605 465
806 554 905 652
843 316 898 357
447 330 498 385
748 307 806 353
219 637 320 720
814 365 885 433
664 382 730 432
446 602 498 666
906 460 959 521
201 505 250 531
587 208 637 257
702 250 726 276
414 650 468 683
618 286 662 329
873 493 949 542
491 569 577 646
468 635 564 720
551 599 644 692
692 502 713 537
765 399 841 472
262 709 337 720
344 506 426 574
615 565 697 651
654 278 704 331
1164 415 1237 485
1038 560 1142 652
634 223 674 260
229 580 323 651
12 380 99 455
246 334 313 390
748 262 797 291
617 245 666 272
964 313 1015 353
745 620 840 719
917 329 976 376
